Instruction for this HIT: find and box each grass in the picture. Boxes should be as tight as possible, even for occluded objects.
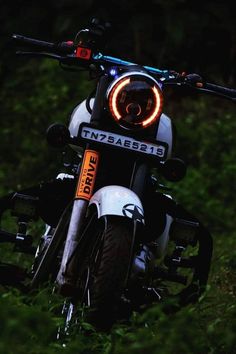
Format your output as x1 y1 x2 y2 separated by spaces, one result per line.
0 229 236 354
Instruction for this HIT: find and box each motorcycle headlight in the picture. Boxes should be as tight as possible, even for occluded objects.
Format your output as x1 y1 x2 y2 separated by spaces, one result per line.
107 72 163 130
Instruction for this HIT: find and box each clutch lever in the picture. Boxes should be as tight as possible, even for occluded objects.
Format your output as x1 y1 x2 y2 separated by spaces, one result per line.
16 51 63 61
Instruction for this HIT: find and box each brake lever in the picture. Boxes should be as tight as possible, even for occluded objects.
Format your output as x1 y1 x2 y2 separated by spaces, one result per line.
163 76 236 102
16 51 63 60
192 86 236 102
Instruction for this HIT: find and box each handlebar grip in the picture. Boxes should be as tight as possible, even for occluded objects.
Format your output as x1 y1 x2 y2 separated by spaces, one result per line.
12 34 75 54
12 34 55 50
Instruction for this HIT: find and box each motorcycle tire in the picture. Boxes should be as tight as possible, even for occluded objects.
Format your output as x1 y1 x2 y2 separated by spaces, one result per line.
74 215 134 331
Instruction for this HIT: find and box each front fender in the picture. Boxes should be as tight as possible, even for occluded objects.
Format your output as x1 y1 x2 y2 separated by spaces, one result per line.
89 185 145 224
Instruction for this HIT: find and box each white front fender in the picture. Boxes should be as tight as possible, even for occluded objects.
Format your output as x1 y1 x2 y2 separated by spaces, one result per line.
89 185 145 224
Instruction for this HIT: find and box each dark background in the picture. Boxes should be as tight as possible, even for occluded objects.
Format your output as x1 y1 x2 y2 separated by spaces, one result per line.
0 1 236 353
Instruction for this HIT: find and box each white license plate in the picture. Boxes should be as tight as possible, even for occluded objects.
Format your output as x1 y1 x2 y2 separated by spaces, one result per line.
79 125 167 159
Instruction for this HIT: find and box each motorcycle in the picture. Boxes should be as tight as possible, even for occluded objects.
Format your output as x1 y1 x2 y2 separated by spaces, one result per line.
0 19 235 331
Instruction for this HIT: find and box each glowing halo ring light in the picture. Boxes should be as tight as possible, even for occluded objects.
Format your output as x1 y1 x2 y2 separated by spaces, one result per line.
107 72 163 130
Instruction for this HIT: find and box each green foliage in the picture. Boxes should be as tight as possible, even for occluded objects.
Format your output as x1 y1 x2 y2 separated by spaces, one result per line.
0 58 93 193
163 95 236 233
0 289 56 354
0 263 235 354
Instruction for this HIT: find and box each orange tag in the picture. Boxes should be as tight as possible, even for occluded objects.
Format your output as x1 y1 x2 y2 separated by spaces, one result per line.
75 150 99 200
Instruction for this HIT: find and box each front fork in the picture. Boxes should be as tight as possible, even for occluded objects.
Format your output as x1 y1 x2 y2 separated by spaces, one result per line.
56 149 99 296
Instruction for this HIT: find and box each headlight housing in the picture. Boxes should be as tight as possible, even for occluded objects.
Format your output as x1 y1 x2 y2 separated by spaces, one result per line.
107 72 163 130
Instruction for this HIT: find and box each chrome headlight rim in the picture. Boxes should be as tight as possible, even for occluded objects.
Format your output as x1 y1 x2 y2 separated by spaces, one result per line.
106 71 163 130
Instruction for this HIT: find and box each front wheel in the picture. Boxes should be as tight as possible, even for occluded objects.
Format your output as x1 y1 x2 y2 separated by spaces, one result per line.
77 215 134 330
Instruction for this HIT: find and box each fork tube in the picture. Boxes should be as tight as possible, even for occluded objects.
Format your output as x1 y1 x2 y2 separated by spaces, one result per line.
56 149 99 296
90 75 109 124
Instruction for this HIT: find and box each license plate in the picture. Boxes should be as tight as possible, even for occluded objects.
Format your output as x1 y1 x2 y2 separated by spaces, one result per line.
79 124 167 160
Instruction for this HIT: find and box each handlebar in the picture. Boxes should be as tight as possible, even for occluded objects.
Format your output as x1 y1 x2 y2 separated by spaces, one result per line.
11 33 180 79
12 34 75 55
11 33 236 102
